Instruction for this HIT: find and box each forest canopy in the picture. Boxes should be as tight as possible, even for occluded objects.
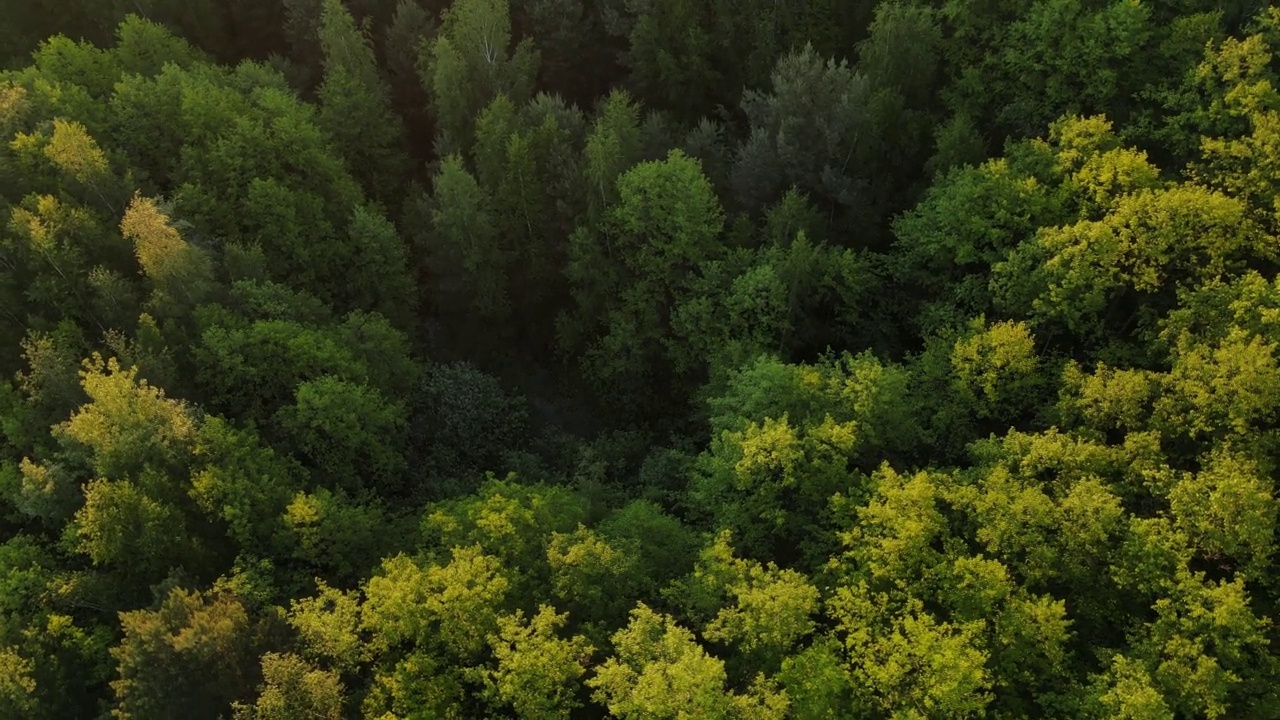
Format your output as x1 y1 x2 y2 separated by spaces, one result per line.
2 0 1280 718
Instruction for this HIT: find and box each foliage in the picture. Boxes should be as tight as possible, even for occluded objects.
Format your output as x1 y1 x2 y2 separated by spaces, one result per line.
3 4 1280 719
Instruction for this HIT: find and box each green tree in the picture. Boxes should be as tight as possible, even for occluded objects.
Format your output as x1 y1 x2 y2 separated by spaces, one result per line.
891 142 1072 331
673 531 820 671
58 354 195 482
512 0 612 102
2 193 131 342
996 182 1266 349
283 0 325 76
316 0 408 202
691 352 917 560
342 204 417 332
288 580 367 675
946 0 1158 140
0 647 37 718
190 417 300 559
421 154 508 325
616 0 719 121
275 376 408 495
412 362 531 493
950 318 1044 420
597 499 700 593
588 603 787 720
422 476 587 592
71 475 190 575
111 588 266 720
193 305 416 428
419 0 539 146
12 321 89 442
469 93 585 336
830 589 993 718
42 117 121 213
671 221 871 377
1169 450 1275 578
383 0 437 127
362 546 511 661
3 612 113 719
580 90 644 219
283 488 399 583
563 149 724 409
546 525 642 628
482 606 592 719
733 45 876 225
120 194 214 317
232 652 344 720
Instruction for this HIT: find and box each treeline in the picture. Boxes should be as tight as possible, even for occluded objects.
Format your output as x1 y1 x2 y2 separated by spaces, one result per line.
2 0 1280 718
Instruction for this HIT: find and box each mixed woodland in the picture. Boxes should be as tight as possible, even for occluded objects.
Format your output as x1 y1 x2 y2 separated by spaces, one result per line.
3 0 1280 717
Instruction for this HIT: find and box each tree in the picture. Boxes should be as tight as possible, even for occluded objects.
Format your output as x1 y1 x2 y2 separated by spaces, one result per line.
563 149 724 409
13 321 89 439
996 182 1265 349
1089 655 1175 720
616 0 719 121
274 376 408 495
1168 450 1275 578
670 220 871 377
581 90 644 219
732 45 874 225
190 417 300 559
858 2 943 111
72 475 190 575
120 194 214 316
110 12 208 75
673 531 820 671
511 0 613 103
287 581 367 674
891 144 1071 329
42 118 119 213
422 476 587 592
830 589 993 718
419 0 539 147
597 500 700 593
2 193 132 342
316 0 408 202
342 204 417 332
945 0 1157 140
283 0 325 75
57 354 195 482
420 154 508 324
950 318 1044 420
546 526 642 628
775 636 856 720
482 606 592 719
362 546 511 661
383 0 437 128
691 352 918 560
0 648 37 719
106 53 414 318
588 604 787 720
0 610 114 719
469 93 585 335
111 588 266 720
412 362 531 493
283 488 399 583
33 354 214 590
232 652 344 720
193 307 416 428
690 414 853 563
1125 572 1275 717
